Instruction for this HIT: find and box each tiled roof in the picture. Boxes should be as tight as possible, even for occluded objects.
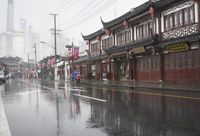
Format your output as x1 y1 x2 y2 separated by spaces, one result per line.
82 0 187 40
81 29 105 41
101 0 184 29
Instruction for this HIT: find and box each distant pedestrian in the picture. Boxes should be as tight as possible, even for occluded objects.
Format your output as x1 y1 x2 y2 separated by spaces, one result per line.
72 69 78 81
76 73 81 84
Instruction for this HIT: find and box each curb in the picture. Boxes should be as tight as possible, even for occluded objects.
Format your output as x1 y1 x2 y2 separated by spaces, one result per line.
80 81 200 92
0 92 12 136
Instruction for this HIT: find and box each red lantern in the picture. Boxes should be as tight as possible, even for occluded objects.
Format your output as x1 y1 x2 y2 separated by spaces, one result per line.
149 7 154 17
96 36 100 41
123 20 128 28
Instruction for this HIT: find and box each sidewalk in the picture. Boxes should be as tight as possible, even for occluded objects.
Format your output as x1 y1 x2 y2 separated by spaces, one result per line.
80 79 200 91
0 91 12 136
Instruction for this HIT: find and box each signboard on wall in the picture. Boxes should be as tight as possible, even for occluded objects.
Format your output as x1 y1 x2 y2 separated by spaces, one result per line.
132 46 146 54
165 43 189 53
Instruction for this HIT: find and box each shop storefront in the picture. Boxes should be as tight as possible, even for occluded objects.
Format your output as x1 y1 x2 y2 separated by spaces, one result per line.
163 42 200 83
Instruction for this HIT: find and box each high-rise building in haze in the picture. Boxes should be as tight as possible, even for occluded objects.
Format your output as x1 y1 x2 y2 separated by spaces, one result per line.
6 0 14 56
6 0 14 32
0 0 14 57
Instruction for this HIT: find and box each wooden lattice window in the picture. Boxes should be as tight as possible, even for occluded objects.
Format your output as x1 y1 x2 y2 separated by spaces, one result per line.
184 5 195 25
125 29 131 43
136 25 143 40
143 22 150 38
174 10 183 28
102 36 112 49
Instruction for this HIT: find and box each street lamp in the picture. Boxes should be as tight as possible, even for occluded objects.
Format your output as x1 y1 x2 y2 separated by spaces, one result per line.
40 41 58 80
40 41 55 50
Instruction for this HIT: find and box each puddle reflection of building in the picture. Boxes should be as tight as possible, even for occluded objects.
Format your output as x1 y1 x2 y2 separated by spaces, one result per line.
88 87 200 136
69 93 81 120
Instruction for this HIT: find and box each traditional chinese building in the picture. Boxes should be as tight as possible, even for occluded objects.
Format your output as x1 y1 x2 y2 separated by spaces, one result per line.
80 0 200 84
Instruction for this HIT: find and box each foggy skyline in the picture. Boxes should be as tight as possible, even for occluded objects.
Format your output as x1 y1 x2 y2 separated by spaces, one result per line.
0 0 147 60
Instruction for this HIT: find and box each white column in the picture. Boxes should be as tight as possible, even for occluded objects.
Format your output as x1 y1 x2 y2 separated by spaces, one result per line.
134 26 136 41
194 2 199 23
64 62 68 81
156 18 159 34
54 65 58 80
130 27 133 42
161 14 164 33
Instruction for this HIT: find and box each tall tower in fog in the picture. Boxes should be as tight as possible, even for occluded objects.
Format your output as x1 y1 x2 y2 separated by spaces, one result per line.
6 0 14 56
7 0 14 32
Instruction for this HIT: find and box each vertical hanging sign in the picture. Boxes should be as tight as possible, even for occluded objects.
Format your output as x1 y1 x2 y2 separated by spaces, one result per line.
74 47 79 60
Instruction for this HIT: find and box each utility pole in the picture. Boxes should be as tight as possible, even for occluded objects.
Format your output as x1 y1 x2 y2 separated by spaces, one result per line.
27 53 29 64
71 42 74 71
66 42 74 76
27 53 30 78
34 44 38 78
49 13 58 80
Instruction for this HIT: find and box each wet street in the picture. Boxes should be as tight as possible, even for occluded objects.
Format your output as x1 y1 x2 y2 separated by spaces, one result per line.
0 79 200 136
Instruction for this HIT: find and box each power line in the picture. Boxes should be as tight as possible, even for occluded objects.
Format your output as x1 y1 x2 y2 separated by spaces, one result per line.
53 0 73 12
59 0 108 27
59 0 113 25
61 0 118 30
40 0 73 38
58 0 98 27
56 0 80 14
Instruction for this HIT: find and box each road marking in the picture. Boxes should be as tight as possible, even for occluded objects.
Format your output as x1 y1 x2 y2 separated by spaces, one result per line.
69 88 87 92
135 91 200 100
72 87 85 89
0 92 12 136
73 94 107 102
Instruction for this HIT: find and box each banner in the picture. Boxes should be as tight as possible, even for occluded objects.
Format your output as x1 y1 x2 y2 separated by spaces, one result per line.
50 58 55 66
74 47 79 60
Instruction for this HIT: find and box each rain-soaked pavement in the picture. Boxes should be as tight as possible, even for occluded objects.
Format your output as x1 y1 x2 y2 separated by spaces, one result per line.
0 79 200 136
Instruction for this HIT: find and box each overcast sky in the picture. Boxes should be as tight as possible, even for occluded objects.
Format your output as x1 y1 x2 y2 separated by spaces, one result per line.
0 0 148 60
12 0 147 43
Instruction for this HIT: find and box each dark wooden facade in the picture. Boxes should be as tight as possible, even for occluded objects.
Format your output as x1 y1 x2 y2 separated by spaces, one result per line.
80 0 200 84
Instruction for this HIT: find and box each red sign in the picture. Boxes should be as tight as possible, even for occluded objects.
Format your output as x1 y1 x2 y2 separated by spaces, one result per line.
149 7 154 17
74 47 79 60
123 20 128 28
